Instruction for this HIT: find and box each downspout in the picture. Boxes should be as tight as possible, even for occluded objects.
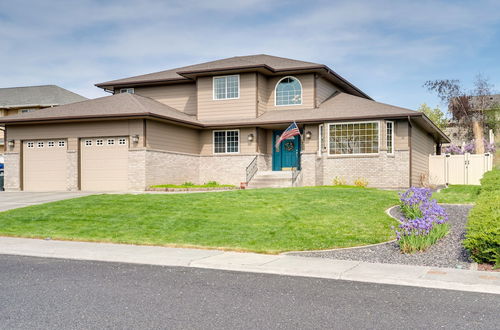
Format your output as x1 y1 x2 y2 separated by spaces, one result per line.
408 116 412 187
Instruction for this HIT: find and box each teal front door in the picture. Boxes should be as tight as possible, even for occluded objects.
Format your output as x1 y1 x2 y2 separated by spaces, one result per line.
272 130 300 171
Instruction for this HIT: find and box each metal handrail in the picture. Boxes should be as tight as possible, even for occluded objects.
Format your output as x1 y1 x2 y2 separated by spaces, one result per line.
245 155 258 183
291 154 301 186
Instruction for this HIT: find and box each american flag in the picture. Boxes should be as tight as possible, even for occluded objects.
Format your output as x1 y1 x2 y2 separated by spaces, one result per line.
275 122 301 148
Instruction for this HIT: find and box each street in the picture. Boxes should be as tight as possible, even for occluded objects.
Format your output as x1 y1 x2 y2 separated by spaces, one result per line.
0 254 499 330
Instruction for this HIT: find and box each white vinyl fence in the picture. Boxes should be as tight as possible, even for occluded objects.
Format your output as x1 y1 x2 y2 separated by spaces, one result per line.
429 153 494 185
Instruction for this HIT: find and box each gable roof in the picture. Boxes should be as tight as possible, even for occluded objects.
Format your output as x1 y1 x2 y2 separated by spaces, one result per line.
0 85 87 109
0 92 449 142
95 54 371 100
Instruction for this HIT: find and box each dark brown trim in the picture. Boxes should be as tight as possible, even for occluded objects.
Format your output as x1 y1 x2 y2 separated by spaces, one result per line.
143 119 147 148
408 116 413 188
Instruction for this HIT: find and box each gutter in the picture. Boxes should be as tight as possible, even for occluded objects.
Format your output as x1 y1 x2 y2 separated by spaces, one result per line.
408 116 413 187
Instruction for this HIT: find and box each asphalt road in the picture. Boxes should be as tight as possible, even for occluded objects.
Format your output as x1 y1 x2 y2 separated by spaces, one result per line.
0 255 499 330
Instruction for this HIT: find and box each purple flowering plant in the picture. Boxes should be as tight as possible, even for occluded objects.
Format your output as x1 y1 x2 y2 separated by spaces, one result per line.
394 187 449 253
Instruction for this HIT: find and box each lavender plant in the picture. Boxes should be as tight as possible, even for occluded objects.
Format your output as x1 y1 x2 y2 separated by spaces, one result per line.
394 187 449 253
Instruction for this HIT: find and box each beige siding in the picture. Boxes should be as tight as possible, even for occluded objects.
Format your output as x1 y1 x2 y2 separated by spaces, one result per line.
134 84 197 115
411 124 436 186
256 127 268 154
199 127 256 155
395 120 409 151
303 124 319 153
257 73 269 115
6 120 145 150
266 73 315 111
197 73 257 121
316 77 338 106
146 120 199 154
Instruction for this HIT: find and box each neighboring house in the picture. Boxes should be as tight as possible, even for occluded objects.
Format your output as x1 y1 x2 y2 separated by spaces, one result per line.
0 55 449 192
0 85 87 151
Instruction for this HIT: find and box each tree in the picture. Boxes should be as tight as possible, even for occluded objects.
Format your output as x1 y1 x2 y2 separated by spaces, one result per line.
417 103 448 130
424 75 496 153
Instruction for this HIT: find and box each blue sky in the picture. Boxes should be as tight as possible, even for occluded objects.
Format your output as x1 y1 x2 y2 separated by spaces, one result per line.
1 0 499 110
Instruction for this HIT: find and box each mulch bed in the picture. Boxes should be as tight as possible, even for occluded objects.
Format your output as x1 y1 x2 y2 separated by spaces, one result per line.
286 205 474 269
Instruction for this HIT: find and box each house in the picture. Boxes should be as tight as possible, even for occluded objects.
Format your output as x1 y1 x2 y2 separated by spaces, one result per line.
0 85 87 153
0 55 449 192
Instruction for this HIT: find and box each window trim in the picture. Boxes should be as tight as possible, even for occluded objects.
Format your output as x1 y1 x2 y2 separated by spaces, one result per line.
119 88 134 94
212 75 240 100
327 121 380 156
58 140 66 147
274 76 303 107
386 121 395 155
212 129 240 154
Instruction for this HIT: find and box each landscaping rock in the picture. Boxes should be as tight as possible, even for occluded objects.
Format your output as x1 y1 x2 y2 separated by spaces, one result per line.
286 205 474 269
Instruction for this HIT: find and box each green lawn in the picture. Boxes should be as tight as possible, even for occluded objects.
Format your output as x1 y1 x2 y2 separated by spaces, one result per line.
0 187 399 253
433 185 481 204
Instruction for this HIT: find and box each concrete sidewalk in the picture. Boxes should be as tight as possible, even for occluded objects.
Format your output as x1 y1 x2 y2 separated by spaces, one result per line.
0 236 498 295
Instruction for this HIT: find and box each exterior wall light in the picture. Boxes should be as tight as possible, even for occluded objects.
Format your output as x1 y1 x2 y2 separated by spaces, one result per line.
305 131 312 139
247 133 254 142
8 140 15 148
132 135 140 144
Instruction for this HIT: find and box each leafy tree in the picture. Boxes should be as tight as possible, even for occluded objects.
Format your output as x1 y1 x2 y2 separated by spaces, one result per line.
417 103 448 130
424 75 496 153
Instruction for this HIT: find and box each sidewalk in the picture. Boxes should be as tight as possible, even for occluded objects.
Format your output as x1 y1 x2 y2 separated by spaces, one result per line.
0 236 498 295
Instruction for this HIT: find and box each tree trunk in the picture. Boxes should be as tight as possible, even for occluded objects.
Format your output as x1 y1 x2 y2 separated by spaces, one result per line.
472 120 484 153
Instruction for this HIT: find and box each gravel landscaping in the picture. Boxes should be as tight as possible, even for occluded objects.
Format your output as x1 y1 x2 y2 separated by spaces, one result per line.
286 205 474 269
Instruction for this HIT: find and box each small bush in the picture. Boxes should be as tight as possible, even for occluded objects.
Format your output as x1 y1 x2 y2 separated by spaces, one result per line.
332 176 346 185
205 181 219 187
182 181 195 187
463 191 500 267
398 223 449 254
354 177 368 188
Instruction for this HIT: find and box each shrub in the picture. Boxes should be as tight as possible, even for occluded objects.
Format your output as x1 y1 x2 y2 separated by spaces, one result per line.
182 182 195 187
332 176 346 186
354 177 368 188
205 181 219 187
394 187 449 253
479 169 500 193
463 169 500 267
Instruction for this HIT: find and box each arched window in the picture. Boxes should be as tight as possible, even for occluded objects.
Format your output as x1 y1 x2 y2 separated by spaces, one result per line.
275 76 302 106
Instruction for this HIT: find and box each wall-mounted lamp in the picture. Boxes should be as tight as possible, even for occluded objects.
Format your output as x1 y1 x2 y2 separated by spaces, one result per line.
305 131 312 139
8 140 15 148
132 135 140 144
247 133 254 142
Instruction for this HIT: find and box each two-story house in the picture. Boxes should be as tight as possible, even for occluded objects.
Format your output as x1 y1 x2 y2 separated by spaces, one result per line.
0 55 449 192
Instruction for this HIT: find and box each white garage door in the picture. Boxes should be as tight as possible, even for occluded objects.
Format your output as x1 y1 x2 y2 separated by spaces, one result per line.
80 137 129 191
23 140 68 191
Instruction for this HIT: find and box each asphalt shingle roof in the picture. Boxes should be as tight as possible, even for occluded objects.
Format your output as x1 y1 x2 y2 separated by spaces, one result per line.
0 85 87 108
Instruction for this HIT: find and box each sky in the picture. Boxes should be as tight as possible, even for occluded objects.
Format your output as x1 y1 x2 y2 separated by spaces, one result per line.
1 0 500 110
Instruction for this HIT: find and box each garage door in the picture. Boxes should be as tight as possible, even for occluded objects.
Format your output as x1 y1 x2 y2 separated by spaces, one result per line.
80 137 129 191
23 140 68 191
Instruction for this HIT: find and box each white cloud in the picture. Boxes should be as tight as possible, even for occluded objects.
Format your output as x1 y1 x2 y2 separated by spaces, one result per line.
0 0 499 107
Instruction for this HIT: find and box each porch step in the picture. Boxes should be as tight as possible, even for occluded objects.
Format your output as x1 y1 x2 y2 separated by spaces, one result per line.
247 171 294 189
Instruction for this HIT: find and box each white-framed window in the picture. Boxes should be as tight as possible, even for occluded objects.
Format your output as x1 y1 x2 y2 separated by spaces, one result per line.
213 130 239 154
386 121 394 154
47 141 55 147
37 141 44 148
85 140 92 146
27 142 34 148
107 139 115 145
213 75 239 100
58 140 66 147
328 121 379 155
96 139 104 146
119 88 134 94
118 138 126 145
275 76 302 106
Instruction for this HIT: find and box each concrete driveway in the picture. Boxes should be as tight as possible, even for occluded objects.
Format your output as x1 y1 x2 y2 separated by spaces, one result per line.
0 192 94 211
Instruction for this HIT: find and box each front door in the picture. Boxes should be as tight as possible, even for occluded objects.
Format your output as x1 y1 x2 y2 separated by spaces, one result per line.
272 130 300 171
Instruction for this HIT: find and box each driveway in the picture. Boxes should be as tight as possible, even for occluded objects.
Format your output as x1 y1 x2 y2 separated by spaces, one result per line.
0 192 94 211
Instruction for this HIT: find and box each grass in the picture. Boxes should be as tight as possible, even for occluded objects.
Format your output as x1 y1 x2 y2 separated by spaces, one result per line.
151 183 235 188
0 187 398 253
433 185 481 204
